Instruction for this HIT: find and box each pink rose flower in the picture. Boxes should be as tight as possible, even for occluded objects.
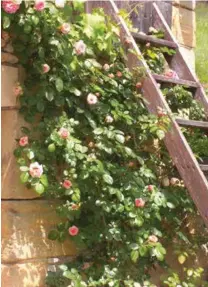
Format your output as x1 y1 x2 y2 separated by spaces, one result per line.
148 185 153 192
13 84 23 96
58 127 69 139
74 40 86 55
170 177 180 186
164 69 179 79
108 73 114 79
19 136 28 147
42 63 50 73
135 198 145 208
103 64 110 71
62 179 72 189
2 1 20 14
105 115 113 123
34 0 45 11
55 0 65 8
87 93 98 105
148 235 158 243
60 23 70 34
136 82 142 89
71 204 79 210
29 162 43 178
82 262 92 270
124 37 131 45
116 71 122 78
68 225 79 236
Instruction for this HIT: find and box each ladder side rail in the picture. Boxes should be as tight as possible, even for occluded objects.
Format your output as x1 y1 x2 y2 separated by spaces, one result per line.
152 2 208 116
86 0 208 227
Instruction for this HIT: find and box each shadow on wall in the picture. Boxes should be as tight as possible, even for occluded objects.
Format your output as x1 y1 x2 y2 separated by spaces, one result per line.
1 200 77 287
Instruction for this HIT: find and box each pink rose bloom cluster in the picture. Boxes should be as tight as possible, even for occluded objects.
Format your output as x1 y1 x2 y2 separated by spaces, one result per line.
164 69 179 79
13 83 23 97
68 225 79 236
62 179 72 189
34 0 45 11
58 127 69 139
19 136 28 147
87 93 98 105
29 162 43 178
60 23 70 34
74 40 86 55
2 1 20 14
42 63 50 73
135 198 145 208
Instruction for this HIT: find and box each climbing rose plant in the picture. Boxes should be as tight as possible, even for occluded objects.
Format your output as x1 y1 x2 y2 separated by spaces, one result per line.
2 1 208 287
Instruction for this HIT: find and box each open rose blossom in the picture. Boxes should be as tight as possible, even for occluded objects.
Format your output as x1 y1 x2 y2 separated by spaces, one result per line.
116 71 122 78
136 82 142 89
34 0 45 11
58 127 69 139
148 185 154 192
62 179 72 189
19 136 28 147
74 40 86 55
68 225 79 236
164 69 179 79
42 64 50 73
2 1 20 14
82 262 92 270
108 73 114 79
87 93 98 105
148 235 158 243
13 84 23 97
60 23 70 34
105 115 113 123
55 0 65 8
29 162 43 178
135 198 145 208
103 63 110 71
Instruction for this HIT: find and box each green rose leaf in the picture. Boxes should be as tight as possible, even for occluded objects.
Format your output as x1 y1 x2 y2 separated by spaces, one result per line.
45 90 54 102
103 174 113 185
35 183 45 194
40 174 48 187
3 16 10 29
115 134 125 144
48 229 59 241
20 172 29 183
131 250 139 263
55 78 64 92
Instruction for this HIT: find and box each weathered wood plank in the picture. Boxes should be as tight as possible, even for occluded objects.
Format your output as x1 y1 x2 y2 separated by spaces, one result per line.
2 200 77 263
87 0 208 227
200 165 208 172
1 65 19 108
152 74 198 88
132 32 177 49
176 118 208 129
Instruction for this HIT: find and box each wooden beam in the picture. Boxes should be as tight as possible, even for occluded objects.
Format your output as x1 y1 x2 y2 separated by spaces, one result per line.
176 118 208 129
132 32 177 49
152 74 198 88
200 165 208 172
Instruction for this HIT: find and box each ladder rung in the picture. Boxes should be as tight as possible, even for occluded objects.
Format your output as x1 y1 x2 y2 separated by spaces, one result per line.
200 165 208 171
152 74 199 88
132 32 178 49
176 118 208 129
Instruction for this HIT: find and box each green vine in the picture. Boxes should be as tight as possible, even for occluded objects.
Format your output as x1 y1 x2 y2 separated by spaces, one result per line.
2 1 208 286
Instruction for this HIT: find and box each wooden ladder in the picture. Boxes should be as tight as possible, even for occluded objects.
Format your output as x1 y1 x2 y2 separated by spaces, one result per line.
86 1 208 227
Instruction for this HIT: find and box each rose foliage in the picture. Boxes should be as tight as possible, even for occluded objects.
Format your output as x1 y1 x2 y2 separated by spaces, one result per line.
2 1 208 287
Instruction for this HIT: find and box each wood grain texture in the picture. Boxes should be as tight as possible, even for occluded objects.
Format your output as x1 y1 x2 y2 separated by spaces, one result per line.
132 32 177 49
152 74 198 88
176 118 208 129
1 110 39 199
86 0 208 227
2 200 77 263
1 65 19 108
